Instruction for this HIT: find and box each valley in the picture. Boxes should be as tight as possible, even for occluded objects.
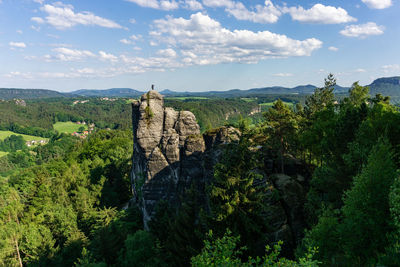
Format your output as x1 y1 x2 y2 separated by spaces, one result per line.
1 75 400 266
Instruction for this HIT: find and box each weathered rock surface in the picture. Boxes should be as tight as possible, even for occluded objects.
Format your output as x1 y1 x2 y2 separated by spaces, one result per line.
131 91 309 250
131 91 206 226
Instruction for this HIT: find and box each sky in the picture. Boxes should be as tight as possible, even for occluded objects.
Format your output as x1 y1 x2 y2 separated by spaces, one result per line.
0 0 399 92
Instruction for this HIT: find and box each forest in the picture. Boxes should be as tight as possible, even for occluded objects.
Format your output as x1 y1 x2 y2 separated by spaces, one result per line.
1 74 400 266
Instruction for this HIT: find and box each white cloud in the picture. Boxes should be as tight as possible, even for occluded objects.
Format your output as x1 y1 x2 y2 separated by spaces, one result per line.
182 0 203 10
9 42 27 48
156 48 177 57
120 39 132 44
151 12 322 66
126 0 179 10
328 46 339 51
33 0 45 4
130 34 142 41
31 25 41 31
16 30 23 34
32 2 123 30
75 68 95 74
129 18 136 24
31 17 45 24
149 41 158 46
226 0 281 23
272 73 293 77
354 68 366 72
382 64 400 73
340 22 384 38
284 4 356 24
99 51 118 62
120 34 142 45
203 0 281 23
48 47 96 61
203 0 234 8
362 0 392 9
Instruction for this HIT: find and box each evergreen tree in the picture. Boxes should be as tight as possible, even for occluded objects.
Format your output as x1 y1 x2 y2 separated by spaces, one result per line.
264 99 298 172
304 73 336 120
209 128 269 257
341 139 397 264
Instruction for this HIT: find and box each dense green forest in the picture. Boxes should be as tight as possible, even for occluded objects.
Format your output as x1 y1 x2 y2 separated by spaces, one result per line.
0 96 272 135
1 75 400 266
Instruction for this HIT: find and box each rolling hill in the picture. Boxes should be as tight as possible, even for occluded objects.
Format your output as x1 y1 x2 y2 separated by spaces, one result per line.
0 88 68 100
369 76 400 98
70 88 143 97
1 77 399 100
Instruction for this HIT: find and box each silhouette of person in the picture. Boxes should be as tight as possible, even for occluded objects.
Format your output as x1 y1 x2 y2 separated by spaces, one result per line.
151 84 154 90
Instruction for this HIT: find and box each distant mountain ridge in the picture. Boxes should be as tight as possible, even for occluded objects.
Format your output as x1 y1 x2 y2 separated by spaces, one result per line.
369 76 400 98
1 76 400 99
70 88 143 97
159 84 349 97
0 88 68 100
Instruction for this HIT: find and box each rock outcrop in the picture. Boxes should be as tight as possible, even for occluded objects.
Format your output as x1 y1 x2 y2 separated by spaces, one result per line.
131 91 205 226
131 91 309 250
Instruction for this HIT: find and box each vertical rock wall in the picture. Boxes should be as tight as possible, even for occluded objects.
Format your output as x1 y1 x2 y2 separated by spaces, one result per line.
131 91 205 226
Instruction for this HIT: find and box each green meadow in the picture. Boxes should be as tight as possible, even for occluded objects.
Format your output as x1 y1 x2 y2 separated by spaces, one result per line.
0 130 49 142
53 121 88 134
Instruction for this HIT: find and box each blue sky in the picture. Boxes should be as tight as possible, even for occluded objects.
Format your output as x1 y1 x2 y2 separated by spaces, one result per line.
0 0 399 92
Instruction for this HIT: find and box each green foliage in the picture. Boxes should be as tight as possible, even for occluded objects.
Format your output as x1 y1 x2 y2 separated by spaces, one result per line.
209 128 271 257
302 140 399 266
165 98 260 132
347 82 370 107
340 139 397 264
117 230 166 267
0 129 135 266
191 230 320 267
264 99 298 172
304 73 336 119
0 134 27 152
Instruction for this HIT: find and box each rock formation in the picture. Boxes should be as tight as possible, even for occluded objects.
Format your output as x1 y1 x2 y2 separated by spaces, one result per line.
131 91 207 226
131 90 309 250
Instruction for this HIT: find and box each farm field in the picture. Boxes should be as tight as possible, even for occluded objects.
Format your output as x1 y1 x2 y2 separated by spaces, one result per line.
259 101 294 111
240 97 257 102
0 130 49 142
53 121 88 134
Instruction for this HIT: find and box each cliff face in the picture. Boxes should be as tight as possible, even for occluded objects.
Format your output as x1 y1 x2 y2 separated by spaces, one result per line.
131 91 308 249
131 91 208 226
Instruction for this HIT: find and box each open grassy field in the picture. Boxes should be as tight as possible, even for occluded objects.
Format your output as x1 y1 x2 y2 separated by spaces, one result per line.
165 97 209 100
240 97 257 102
0 151 8 157
54 121 88 134
0 130 49 142
260 102 294 111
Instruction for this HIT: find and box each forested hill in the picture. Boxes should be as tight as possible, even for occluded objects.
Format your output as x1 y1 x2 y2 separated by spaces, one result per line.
2 76 400 99
163 84 349 97
70 88 143 97
0 88 68 100
369 76 400 98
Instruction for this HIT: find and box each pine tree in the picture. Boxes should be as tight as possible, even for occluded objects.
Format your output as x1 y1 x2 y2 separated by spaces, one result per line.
341 139 397 265
264 99 298 172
